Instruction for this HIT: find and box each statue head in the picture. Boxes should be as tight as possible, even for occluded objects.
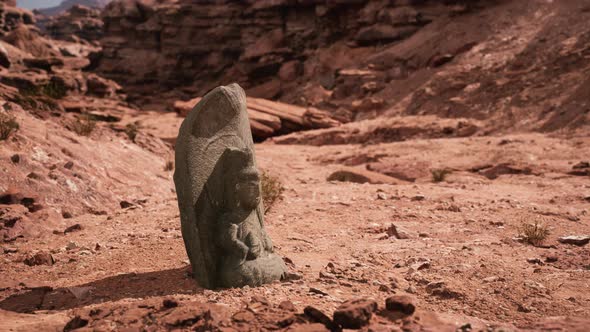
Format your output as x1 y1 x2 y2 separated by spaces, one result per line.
223 147 260 211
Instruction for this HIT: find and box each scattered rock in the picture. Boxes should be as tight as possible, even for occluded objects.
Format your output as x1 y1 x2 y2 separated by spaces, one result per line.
66 241 78 251
0 187 43 212
411 194 425 201
303 306 336 330
569 162 590 176
327 167 400 185
386 224 410 239
3 247 18 253
527 258 543 265
277 314 297 328
309 287 329 296
333 298 378 329
482 276 499 283
24 251 55 266
479 163 533 180
278 300 296 311
63 315 88 332
544 256 558 263
429 53 455 67
385 295 416 315
517 303 532 313
379 284 391 292
410 259 431 270
119 200 135 209
163 299 178 309
251 296 269 306
10 154 19 163
426 281 462 299
284 271 303 281
232 310 255 323
64 224 82 234
26 172 43 180
558 235 590 246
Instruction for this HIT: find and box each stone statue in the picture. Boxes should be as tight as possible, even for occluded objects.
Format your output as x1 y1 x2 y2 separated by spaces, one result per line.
174 83 286 289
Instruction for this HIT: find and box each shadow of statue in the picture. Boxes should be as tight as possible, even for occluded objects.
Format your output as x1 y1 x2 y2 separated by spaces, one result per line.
0 266 203 313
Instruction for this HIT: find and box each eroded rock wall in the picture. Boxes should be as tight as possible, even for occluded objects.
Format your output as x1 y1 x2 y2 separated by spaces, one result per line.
94 0 485 111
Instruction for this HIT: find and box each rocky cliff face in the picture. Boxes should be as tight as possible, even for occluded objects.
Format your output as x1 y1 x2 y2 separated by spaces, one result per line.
42 4 104 43
0 1 34 36
94 0 488 116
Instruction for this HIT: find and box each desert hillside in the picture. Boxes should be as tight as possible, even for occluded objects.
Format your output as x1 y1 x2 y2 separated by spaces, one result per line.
0 0 589 331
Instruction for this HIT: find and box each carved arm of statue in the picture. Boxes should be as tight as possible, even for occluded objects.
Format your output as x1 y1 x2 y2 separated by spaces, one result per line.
217 218 249 264
245 232 263 260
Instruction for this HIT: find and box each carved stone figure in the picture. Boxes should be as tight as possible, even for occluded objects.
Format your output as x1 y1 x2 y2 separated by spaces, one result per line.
174 83 286 289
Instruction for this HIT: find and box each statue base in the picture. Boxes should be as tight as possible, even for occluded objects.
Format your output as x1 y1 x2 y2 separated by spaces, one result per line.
219 253 286 288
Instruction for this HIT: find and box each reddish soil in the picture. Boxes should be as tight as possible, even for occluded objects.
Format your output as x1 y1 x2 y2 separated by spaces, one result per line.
1 132 589 331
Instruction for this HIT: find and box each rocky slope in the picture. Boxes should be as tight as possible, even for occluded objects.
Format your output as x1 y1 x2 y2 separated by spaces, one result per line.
0 1 173 244
92 0 491 112
92 0 590 138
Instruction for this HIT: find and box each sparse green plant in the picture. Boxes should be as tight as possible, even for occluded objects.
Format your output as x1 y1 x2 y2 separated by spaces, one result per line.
12 94 38 110
70 114 96 136
261 170 284 213
20 81 67 100
431 168 452 183
518 218 550 246
14 86 62 111
125 122 139 142
40 81 67 99
164 160 174 171
0 113 20 140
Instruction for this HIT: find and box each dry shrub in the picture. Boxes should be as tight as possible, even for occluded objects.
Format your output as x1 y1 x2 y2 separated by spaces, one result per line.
261 170 284 213
125 122 139 142
431 168 452 182
518 217 550 246
71 114 96 136
0 113 20 140
40 81 67 99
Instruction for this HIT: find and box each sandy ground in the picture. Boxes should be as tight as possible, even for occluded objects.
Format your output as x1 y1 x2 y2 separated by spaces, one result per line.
1 133 589 331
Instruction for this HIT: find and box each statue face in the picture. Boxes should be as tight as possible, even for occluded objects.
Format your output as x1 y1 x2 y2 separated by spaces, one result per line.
236 173 260 210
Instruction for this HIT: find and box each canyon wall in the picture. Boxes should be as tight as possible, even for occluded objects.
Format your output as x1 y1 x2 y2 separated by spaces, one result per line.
93 0 486 117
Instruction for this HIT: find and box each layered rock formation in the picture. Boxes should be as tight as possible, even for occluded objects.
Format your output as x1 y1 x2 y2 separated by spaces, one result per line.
0 0 170 242
42 4 104 43
94 0 488 117
0 1 34 36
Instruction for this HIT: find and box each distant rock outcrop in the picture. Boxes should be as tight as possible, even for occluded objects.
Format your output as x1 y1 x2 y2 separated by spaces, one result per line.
0 3 34 36
36 0 110 17
43 4 103 43
95 0 471 113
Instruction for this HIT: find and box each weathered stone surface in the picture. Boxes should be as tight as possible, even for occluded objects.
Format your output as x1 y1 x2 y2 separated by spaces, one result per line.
42 5 104 43
333 298 378 329
558 235 590 246
173 95 339 140
24 251 55 266
385 295 416 315
327 166 400 185
174 83 286 289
